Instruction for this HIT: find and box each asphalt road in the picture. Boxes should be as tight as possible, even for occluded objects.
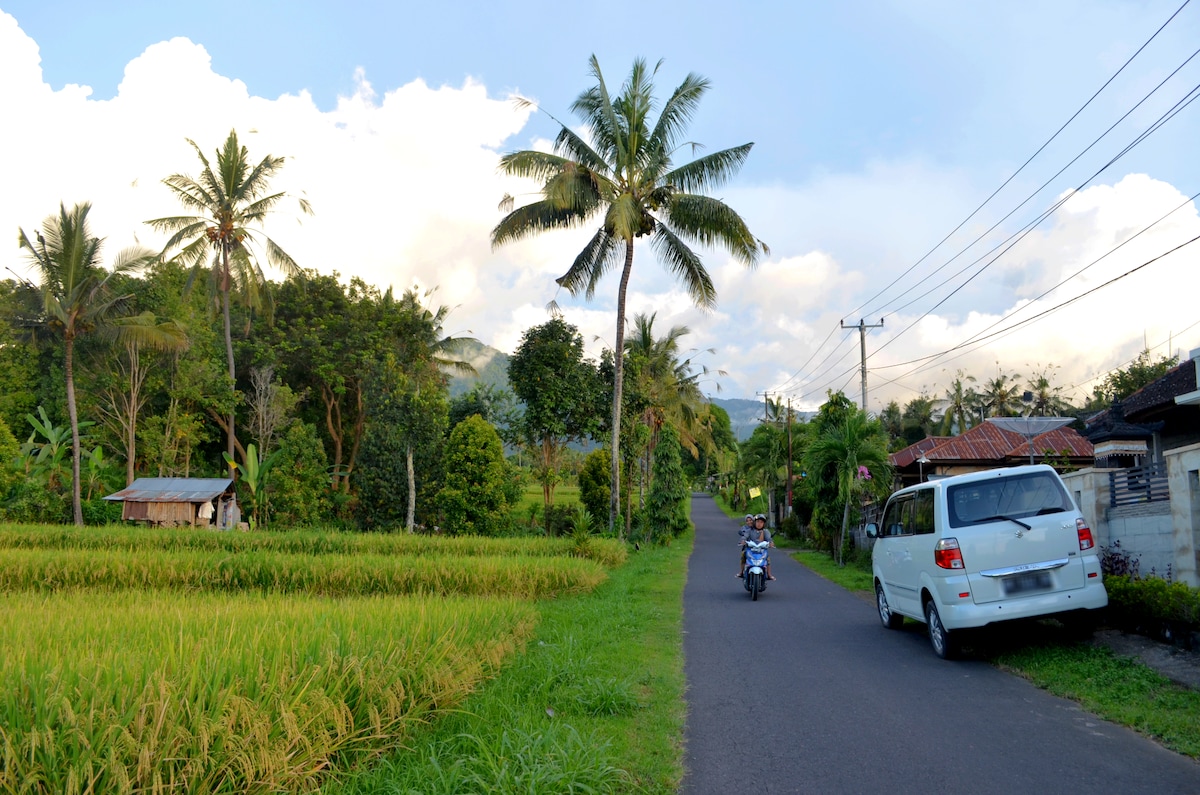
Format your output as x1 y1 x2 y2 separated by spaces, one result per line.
681 493 1200 794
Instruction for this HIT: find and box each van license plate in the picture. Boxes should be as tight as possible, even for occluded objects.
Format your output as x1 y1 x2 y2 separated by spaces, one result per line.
1003 571 1052 595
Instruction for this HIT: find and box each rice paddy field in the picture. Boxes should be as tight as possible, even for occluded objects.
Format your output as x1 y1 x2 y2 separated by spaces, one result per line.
0 524 631 794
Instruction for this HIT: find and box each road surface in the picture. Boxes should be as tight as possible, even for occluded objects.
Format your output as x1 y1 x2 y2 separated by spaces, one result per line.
681 492 1200 794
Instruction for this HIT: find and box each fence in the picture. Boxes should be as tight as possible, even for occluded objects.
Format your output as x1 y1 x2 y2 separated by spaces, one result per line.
1108 462 1170 507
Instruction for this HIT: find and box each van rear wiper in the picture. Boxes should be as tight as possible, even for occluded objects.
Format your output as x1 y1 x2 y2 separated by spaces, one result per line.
977 514 1032 531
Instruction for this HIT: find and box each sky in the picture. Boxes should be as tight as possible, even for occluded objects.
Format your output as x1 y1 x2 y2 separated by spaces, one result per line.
2 0 1199 412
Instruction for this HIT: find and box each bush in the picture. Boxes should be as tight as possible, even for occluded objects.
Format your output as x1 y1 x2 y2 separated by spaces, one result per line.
577 449 610 522
2 479 68 524
437 416 512 536
1105 574 1200 646
81 498 122 526
543 504 576 537
644 426 689 543
267 422 332 527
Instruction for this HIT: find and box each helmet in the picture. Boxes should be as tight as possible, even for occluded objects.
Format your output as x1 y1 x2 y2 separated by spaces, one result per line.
754 514 766 521
744 514 754 520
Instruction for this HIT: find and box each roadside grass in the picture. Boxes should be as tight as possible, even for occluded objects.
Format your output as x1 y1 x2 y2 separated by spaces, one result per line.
990 642 1200 759
792 547 1200 761
328 532 691 794
712 492 767 519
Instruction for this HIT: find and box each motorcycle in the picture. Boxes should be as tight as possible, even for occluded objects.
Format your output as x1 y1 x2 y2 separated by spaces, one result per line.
743 540 770 601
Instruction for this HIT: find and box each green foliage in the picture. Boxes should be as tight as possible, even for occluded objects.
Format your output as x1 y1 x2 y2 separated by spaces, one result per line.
645 425 690 543
0 416 20 497
438 415 513 536
578 448 612 522
1105 574 1200 638
508 317 604 506
1091 348 1180 407
543 504 578 537
2 479 69 524
267 422 332 527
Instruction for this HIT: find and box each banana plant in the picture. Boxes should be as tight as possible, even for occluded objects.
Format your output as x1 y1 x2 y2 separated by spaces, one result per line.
21 407 93 490
222 443 279 529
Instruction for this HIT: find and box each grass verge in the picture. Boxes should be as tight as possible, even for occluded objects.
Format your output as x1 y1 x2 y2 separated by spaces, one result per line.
792 546 1200 760
327 533 692 794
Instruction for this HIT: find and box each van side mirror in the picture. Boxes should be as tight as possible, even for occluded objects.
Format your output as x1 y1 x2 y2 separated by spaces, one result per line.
865 522 879 539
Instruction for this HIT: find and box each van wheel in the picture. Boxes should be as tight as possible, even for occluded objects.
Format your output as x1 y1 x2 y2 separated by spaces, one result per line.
876 582 904 629
924 599 958 660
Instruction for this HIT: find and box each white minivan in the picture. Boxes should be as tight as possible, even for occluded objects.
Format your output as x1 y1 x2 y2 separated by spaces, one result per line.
866 464 1108 659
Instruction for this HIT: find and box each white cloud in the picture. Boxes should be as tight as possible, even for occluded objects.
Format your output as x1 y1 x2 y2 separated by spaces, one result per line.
2 9 1196 411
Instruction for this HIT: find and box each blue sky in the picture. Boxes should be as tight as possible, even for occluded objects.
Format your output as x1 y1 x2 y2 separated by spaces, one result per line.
2 1 1198 408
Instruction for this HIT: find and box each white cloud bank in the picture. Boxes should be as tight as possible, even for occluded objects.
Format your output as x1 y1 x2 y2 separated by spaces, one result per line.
2 9 1196 410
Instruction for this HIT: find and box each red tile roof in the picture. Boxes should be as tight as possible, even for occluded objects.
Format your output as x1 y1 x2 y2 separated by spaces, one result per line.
918 421 1092 464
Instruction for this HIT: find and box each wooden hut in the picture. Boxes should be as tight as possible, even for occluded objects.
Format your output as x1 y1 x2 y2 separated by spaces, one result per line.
104 478 235 527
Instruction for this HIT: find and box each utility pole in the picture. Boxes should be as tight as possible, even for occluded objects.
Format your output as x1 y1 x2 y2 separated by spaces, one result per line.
841 318 884 411
786 397 793 517
756 391 772 424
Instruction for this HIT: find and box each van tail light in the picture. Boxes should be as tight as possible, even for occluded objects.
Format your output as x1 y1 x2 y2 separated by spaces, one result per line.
935 538 964 570
1077 518 1095 551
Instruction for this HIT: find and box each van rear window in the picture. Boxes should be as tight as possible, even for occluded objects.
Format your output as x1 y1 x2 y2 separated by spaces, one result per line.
947 471 1072 528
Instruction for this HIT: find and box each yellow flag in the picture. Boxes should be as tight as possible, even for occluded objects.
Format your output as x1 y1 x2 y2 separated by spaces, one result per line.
748 487 761 499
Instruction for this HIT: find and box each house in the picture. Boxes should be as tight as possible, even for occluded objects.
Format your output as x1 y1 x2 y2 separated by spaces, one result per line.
104 478 237 528
1063 347 1200 587
889 421 1093 484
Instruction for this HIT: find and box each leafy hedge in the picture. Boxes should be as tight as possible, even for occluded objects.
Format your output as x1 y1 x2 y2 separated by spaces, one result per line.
1105 574 1200 642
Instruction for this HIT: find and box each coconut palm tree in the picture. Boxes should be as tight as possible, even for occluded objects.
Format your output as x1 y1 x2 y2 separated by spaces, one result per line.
491 56 767 531
804 407 890 566
18 202 185 525
980 366 1025 418
1026 366 1072 417
939 370 978 435
148 129 311 457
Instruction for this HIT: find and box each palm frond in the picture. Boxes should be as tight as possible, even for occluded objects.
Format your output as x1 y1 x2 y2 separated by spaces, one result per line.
648 72 710 156
661 144 753 194
490 198 591 248
662 194 766 266
649 224 715 309
499 150 572 183
554 227 622 299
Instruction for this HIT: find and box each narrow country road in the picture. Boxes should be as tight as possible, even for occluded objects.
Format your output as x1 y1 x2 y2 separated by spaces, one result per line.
680 493 1200 794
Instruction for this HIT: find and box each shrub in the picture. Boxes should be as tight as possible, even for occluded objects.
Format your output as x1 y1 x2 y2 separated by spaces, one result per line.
644 426 689 543
577 449 610 522
1105 574 1200 645
437 416 512 536
543 504 576 537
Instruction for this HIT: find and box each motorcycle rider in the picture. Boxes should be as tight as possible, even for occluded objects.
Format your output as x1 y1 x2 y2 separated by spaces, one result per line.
741 514 776 581
735 514 754 577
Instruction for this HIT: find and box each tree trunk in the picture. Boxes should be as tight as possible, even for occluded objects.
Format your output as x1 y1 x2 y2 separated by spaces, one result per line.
838 495 851 567
322 385 344 490
406 442 416 533
609 238 635 535
220 245 237 460
65 335 83 527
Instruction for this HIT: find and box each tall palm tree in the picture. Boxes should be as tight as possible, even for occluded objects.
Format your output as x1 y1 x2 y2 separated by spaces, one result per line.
18 202 184 525
492 56 767 531
980 366 1025 418
804 408 890 566
148 129 312 457
1026 366 1072 417
939 370 978 435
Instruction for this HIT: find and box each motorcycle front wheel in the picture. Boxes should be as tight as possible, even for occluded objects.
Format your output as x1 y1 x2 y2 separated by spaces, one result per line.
750 571 761 601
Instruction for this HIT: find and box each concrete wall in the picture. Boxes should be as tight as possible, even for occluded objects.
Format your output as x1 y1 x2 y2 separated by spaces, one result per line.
1061 447 1200 587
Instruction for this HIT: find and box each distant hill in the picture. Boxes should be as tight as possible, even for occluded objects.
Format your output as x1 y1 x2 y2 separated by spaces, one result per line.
709 397 768 441
448 339 511 397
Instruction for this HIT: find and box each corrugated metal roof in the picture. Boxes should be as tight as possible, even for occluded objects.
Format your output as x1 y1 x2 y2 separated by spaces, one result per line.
890 437 952 467
923 422 1092 463
104 478 233 503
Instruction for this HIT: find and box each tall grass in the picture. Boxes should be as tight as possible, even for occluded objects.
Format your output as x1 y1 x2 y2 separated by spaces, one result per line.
0 524 626 567
0 547 608 599
0 591 537 794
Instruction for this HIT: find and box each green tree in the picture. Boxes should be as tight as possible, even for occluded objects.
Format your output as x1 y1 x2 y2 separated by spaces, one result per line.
149 129 312 459
18 202 182 525
980 365 1024 418
577 447 612 524
1089 348 1179 407
939 370 978 435
267 422 331 527
804 405 890 566
492 56 767 532
901 393 938 444
438 415 512 536
1026 365 1073 417
507 317 603 507
644 424 690 542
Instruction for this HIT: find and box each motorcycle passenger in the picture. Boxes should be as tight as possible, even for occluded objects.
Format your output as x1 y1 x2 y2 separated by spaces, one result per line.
741 514 776 581
736 514 754 577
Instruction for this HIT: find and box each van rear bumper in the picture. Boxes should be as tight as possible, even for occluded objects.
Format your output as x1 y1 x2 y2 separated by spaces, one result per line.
931 579 1109 630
